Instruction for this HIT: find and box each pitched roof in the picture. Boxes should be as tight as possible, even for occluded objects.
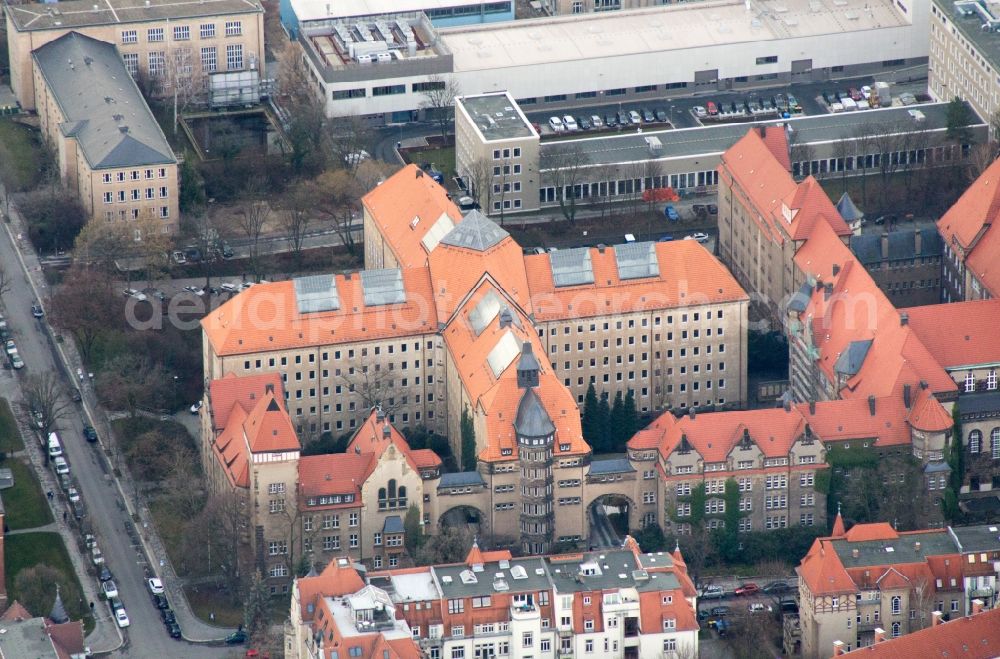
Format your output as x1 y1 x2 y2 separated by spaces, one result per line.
439 210 509 251
347 409 443 473
845 523 899 543
361 164 464 269
523 240 748 321
797 538 856 596
296 558 366 622
903 299 1000 369
212 403 251 488
784 176 852 241
837 192 864 222
201 267 438 357
796 396 913 448
0 601 32 621
208 372 284 432
907 387 953 433
298 453 374 501
831 512 846 537
32 33 175 169
842 608 1000 658
647 406 807 463
513 387 556 438
937 156 1000 298
241 392 300 453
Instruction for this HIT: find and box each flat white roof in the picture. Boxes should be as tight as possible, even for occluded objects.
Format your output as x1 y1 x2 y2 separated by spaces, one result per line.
293 0 475 22
325 595 412 639
387 571 441 602
440 0 908 71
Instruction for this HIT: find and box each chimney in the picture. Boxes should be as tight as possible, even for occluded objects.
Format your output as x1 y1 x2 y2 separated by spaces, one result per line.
868 395 876 416
688 407 696 420
903 384 912 409
881 232 889 260
265 383 274 395
852 548 859 558
972 599 984 615
873 628 886 644
914 541 921 553
783 398 792 412
920 380 928 390
416 168 424 178
809 399 816 415
914 228 922 255
900 312 908 326
833 640 845 657
498 308 513 329
932 611 943 626
832 263 840 277
375 407 386 423
824 282 833 300
382 422 391 439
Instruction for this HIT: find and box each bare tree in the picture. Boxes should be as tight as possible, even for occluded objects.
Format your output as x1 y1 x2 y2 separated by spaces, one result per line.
967 142 998 182
183 488 250 589
309 169 362 255
237 176 272 281
339 365 404 418
96 353 171 418
327 115 373 172
50 267 120 360
831 134 853 198
463 156 494 211
418 75 461 143
540 143 592 224
281 183 312 270
21 373 70 454
0 264 13 297
159 47 208 135
279 42 329 177
183 203 233 290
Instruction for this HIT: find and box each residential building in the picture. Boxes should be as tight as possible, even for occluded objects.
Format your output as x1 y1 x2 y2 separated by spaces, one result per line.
4 0 265 112
849 228 943 307
302 0 929 120
30 32 178 230
928 0 1000 121
286 537 700 659
454 92 540 217
948 524 1000 611
0 599 87 659
937 155 1000 302
840 603 1000 658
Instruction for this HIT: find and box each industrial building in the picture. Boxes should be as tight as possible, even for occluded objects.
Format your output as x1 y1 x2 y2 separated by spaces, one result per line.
301 0 929 121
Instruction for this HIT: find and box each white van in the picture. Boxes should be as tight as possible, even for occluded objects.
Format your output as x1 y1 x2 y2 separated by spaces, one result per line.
47 432 62 458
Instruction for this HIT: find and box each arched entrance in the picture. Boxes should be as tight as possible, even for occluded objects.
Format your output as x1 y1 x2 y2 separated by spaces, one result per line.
586 494 636 550
439 505 485 536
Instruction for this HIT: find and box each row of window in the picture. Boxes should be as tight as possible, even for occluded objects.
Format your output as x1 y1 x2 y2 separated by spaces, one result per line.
964 370 998 392
101 168 168 183
120 21 241 44
103 188 169 203
539 171 719 204
967 428 1000 458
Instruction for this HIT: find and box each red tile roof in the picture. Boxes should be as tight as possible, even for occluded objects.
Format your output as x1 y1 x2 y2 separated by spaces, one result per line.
298 452 374 501
784 176 852 241
907 387 954 433
296 558 366 623
523 241 747 321
241 392 300 453
797 538 856 596
903 299 1000 369
202 267 438 357
362 164 464 269
843 607 1000 658
938 156 1000 298
796 397 914 448
844 523 898 543
208 372 284 432
831 512 846 537
0 601 32 621
347 409 442 473
213 403 251 488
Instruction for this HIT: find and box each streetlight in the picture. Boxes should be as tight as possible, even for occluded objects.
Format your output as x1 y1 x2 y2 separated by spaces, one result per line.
669 105 675 127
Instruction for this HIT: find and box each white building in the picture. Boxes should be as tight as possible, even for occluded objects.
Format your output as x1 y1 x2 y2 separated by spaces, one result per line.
305 0 930 121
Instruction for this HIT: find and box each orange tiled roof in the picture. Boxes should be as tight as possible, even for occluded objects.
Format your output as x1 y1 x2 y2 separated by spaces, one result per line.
845 523 899 543
410 449 442 469
938 156 1000 297
201 267 438 357
831 512 846 537
362 164 464 269
0 601 32 621
347 409 442 474
783 176 852 241
796 397 913 448
649 407 807 463
297 558 366 622
241 392 300 453
760 124 792 170
208 372 284 432
46 619 85 657
523 241 747 321
213 403 251 488
903 299 1000 369
298 452 374 501
638 590 699 634
797 538 856 596
843 607 1000 658
465 542 485 566
907 387 953 433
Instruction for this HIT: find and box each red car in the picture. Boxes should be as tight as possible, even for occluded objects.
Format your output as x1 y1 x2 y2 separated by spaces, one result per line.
735 583 760 596
706 101 718 116
849 87 863 102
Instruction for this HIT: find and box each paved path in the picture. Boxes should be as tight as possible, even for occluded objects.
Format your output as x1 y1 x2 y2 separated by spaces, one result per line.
0 185 237 657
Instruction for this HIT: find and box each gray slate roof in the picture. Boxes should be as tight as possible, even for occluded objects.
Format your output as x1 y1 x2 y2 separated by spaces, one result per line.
832 530 957 568
850 229 943 265
32 32 175 170
834 339 872 376
588 457 635 475
438 471 485 489
958 390 1000 417
439 210 509 251
514 388 555 438
836 192 864 222
949 524 1000 553
383 515 404 534
787 280 814 313
7 0 262 32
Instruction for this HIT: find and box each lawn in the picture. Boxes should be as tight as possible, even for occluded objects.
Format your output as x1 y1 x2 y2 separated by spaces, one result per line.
0 120 47 192
403 145 456 183
5 532 95 633
2 458 53 530
0 398 25 453
149 498 189 575
184 583 244 627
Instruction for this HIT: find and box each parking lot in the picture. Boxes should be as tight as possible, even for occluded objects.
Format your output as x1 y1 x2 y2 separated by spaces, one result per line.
524 75 931 138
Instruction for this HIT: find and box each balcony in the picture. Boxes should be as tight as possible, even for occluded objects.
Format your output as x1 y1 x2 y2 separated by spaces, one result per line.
970 587 994 599
353 607 396 633
856 620 877 632
510 602 538 620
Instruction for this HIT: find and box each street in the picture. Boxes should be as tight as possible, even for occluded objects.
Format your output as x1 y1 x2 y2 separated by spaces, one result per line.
0 194 235 656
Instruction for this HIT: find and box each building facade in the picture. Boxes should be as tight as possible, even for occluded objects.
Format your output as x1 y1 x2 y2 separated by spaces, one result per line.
30 32 178 231
928 0 1000 121
5 0 265 112
849 228 943 308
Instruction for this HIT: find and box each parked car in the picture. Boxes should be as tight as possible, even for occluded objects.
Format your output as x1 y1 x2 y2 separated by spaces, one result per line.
734 583 761 596
822 90 836 104
226 630 248 645
167 621 182 638
99 567 113 582
655 108 668 123
83 426 98 443
10 352 23 369
67 487 80 503
71 388 82 403
657 235 674 242
190 400 203 415
162 609 176 625
31 304 44 319
92 546 104 565
642 109 655 123
562 115 579 131
183 286 205 297
787 94 801 112
109 597 124 612
849 87 863 101
590 115 603 128
707 203 718 215
664 204 680 221
762 581 792 594
122 289 147 302
614 110 627 125
604 113 618 128
149 289 167 301
171 251 187 265
629 110 642 124
689 232 710 243
692 204 707 217
101 580 118 599
706 101 718 116
710 605 731 617
53 456 70 475
861 85 872 100
115 608 130 628
748 602 773 613
693 106 708 118
153 594 170 610
220 283 239 293
699 585 725 599
148 578 165 595
899 92 918 106
548 116 565 132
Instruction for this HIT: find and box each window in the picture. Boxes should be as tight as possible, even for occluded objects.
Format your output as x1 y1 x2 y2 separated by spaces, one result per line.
988 370 997 390
448 599 464 614
122 30 138 44
993 428 1000 459
522 632 532 648
951 599 959 612
174 25 190 40
268 563 288 578
349 533 358 548
756 55 778 64
148 27 164 42
349 512 359 527
663 639 677 652
123 53 139 77
373 84 406 96
200 23 216 38
201 47 217 72
268 540 288 555
269 499 284 513
970 430 982 454
103 192 113 204
891 596 901 615
965 372 976 392
891 621 901 637
225 20 242 36
148 51 166 76
226 44 243 70
584 641 593 653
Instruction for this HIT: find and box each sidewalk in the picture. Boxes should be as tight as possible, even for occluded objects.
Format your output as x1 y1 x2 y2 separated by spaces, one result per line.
1 186 234 643
0 374 122 653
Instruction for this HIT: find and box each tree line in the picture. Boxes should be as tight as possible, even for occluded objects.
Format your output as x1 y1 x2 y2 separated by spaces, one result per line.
581 384 640 454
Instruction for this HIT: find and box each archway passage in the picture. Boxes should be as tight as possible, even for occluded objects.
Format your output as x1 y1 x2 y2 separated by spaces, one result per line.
439 505 484 536
587 494 633 550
